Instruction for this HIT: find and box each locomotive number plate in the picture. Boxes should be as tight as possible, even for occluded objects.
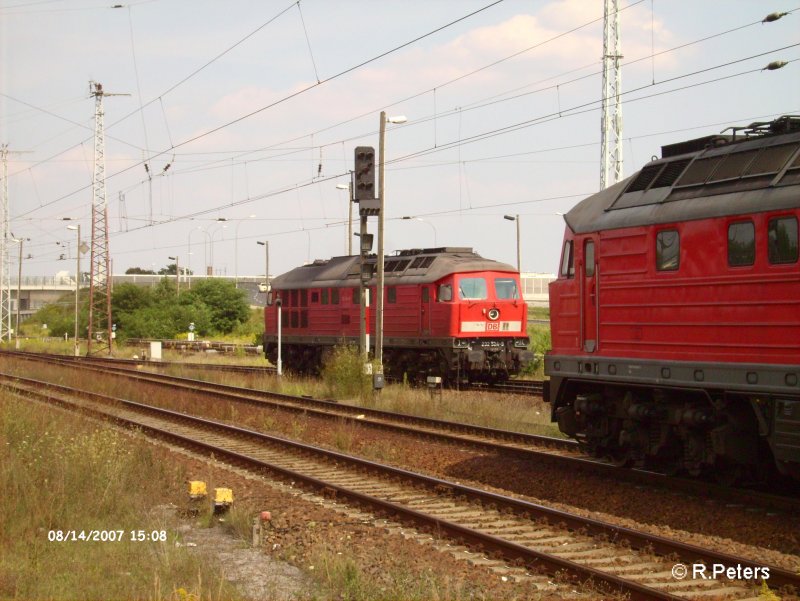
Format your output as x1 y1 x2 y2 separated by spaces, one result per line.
461 321 521 333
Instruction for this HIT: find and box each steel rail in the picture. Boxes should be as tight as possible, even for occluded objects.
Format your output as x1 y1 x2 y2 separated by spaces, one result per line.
6 372 798 599
4 350 798 514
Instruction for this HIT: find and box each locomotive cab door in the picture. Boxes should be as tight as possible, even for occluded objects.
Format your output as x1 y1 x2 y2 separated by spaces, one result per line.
420 285 431 335
581 238 598 352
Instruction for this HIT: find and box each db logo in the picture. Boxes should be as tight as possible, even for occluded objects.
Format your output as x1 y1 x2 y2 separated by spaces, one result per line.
486 322 500 331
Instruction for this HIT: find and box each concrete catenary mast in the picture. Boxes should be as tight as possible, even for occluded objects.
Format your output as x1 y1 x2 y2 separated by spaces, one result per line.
600 0 623 189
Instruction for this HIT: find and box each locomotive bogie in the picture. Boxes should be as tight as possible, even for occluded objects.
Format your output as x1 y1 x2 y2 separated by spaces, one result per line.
545 116 800 480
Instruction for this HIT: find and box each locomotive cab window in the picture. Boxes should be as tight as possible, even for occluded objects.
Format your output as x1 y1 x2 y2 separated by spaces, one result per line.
768 216 799 264
495 278 519 300
560 240 574 278
437 284 452 302
459 277 487 300
584 240 595 276
728 221 755 267
656 230 680 271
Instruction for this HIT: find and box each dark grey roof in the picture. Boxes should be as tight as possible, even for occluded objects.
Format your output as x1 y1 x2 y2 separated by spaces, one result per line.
565 126 800 234
271 248 517 289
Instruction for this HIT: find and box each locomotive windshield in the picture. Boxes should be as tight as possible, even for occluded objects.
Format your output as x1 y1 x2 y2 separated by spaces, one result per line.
458 277 487 300
495 278 519 299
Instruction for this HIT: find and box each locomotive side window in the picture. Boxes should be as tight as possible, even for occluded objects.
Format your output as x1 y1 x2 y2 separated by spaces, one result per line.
300 289 308 307
421 287 429 302
584 240 595 276
352 288 360 304
495 278 519 299
438 284 452 302
560 240 574 278
321 289 329 305
656 230 680 271
311 291 319 303
768 216 799 264
290 289 298 307
728 221 755 266
459 277 487 300
387 287 396 303
332 288 339 305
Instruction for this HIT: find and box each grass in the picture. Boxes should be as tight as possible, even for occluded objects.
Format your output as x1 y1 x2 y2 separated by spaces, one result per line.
0 391 241 601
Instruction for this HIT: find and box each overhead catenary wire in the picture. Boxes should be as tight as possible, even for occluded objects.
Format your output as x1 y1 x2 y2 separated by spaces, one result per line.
11 0 507 218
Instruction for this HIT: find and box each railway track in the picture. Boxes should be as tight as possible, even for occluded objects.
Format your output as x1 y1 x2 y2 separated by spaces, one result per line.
26 351 544 395
4 350 797 514
4 370 797 601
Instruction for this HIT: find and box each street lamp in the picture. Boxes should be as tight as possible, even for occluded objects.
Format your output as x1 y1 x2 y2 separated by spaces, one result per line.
401 216 437 247
256 241 269 293
375 111 407 374
11 237 25 349
207 222 228 276
336 180 353 255
503 214 521 272
234 214 256 284
168 256 179 295
66 224 81 356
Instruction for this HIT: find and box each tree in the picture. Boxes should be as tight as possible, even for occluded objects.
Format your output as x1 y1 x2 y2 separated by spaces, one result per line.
125 267 156 275
183 279 249 334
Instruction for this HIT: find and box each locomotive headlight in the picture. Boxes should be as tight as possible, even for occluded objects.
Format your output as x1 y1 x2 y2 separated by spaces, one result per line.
487 308 500 321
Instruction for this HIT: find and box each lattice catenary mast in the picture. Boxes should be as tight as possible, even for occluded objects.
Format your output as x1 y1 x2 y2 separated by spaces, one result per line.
88 81 127 355
600 0 623 189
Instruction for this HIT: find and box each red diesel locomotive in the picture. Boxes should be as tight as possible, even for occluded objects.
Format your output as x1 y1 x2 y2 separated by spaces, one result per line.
264 247 533 382
545 116 800 482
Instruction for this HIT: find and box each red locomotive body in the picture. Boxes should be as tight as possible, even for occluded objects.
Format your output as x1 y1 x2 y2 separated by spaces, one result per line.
264 247 533 382
545 116 800 481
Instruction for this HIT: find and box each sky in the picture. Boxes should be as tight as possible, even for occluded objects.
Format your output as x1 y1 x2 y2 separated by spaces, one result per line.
1 0 798 281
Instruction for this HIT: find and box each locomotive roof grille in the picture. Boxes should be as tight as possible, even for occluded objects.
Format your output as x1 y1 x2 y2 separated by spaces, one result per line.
565 116 800 234
271 247 517 289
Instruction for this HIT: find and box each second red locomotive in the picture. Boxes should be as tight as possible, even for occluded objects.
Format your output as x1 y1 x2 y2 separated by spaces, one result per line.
264 247 533 383
545 116 800 482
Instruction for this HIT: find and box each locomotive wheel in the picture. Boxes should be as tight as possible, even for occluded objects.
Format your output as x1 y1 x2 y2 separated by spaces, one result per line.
605 445 633 467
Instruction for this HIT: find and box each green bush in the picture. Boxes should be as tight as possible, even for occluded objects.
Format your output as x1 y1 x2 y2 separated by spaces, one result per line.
523 324 551 377
321 345 372 400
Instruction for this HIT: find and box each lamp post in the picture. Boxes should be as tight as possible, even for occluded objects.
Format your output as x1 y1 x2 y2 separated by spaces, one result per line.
401 216 437 247
256 241 269 294
66 224 81 356
12 238 25 349
207 221 228 276
503 214 521 272
234 214 256 284
375 111 407 372
336 180 353 255
168 256 179 295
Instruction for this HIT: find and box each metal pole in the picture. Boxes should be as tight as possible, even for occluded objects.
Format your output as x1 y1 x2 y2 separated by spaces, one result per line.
347 175 353 256
257 241 269 292
15 239 22 348
359 215 367 362
74 225 80 356
376 111 386 370
516 214 521 272
277 302 282 376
